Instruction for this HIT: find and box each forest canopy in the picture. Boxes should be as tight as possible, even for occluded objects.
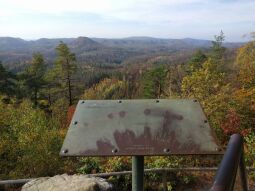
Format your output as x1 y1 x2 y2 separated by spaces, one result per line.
0 34 255 190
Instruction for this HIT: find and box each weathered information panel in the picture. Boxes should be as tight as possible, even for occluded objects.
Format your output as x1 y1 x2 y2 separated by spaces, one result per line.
60 99 220 156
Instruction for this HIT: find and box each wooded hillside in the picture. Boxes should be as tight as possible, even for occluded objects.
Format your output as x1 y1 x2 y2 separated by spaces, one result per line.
0 32 254 190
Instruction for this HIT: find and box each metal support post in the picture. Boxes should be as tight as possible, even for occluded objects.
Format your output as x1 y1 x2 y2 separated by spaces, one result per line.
239 151 248 191
132 156 144 191
162 170 167 191
210 134 248 191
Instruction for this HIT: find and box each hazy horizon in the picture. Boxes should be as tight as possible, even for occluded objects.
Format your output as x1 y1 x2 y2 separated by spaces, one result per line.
0 0 254 42
0 35 249 43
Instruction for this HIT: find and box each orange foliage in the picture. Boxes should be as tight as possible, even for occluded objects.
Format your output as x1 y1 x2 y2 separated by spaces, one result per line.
67 105 76 127
220 109 250 137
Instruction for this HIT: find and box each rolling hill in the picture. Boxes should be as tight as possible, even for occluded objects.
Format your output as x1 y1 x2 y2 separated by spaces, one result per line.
0 36 243 71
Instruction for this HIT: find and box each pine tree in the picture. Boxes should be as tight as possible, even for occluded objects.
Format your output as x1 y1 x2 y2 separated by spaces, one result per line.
142 66 167 98
24 53 46 106
210 30 226 63
54 42 77 106
0 61 17 98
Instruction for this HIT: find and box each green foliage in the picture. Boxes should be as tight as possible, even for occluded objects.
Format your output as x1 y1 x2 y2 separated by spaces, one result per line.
236 41 255 87
142 65 167 98
103 157 132 191
1 33 255 190
182 58 226 101
187 50 207 73
86 72 111 88
23 53 46 106
55 42 77 77
182 38 255 149
181 57 233 140
0 100 76 179
0 62 17 98
103 157 131 172
78 157 132 191
165 64 186 97
210 30 226 62
181 174 196 187
232 41 255 163
144 156 198 190
146 156 183 169
54 42 77 106
82 78 126 99
78 157 101 174
49 98 70 128
244 132 255 164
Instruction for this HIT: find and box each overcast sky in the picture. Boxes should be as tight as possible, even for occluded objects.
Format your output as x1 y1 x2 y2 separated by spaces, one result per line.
0 0 254 41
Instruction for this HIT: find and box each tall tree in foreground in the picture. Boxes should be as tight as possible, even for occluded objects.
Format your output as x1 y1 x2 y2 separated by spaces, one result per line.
24 53 46 106
210 30 226 64
54 42 77 106
181 58 231 141
233 41 255 132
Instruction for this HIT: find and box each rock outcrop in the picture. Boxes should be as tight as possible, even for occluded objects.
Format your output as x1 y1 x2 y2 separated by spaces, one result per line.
21 174 112 191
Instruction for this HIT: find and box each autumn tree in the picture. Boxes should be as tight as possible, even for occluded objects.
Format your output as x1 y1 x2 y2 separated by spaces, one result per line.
235 41 255 87
54 42 77 106
0 100 76 179
123 65 144 99
82 78 126 100
182 34 254 143
181 58 232 140
166 64 186 97
182 59 225 101
232 41 255 132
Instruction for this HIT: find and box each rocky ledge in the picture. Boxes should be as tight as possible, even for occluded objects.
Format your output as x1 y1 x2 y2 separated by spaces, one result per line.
22 174 112 191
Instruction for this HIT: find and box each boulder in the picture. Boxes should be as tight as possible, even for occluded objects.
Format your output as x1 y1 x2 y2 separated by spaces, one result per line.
21 174 112 191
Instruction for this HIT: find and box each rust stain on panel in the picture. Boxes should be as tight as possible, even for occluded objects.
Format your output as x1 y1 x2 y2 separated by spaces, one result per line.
107 113 114 119
119 111 126 118
60 99 221 156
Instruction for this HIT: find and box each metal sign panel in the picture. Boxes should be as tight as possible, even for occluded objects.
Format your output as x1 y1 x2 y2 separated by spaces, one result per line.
60 99 220 156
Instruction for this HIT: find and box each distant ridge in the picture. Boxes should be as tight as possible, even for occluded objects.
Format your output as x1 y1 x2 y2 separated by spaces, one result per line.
0 36 243 71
